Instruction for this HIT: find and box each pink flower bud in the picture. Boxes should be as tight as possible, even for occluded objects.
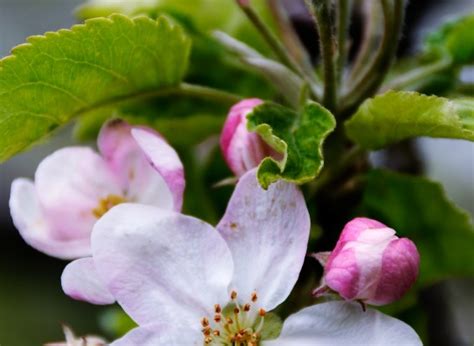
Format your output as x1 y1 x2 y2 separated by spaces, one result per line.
314 217 420 306
220 98 276 177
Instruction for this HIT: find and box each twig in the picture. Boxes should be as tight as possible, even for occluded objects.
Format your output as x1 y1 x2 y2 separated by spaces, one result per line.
336 0 352 88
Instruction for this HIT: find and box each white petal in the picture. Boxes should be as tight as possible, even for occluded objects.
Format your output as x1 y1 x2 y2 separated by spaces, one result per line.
9 178 91 259
91 204 233 327
264 301 422 346
35 147 121 241
61 258 115 305
131 128 185 211
216 169 310 311
111 324 201 346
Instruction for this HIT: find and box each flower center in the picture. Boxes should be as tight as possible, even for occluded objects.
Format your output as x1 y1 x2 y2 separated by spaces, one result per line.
92 194 126 218
201 290 266 346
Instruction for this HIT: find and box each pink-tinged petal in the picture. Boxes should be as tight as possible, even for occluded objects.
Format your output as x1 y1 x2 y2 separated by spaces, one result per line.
111 324 200 346
9 179 91 259
263 301 422 346
61 258 115 305
324 248 360 300
91 204 233 327
131 128 185 211
98 120 179 211
220 98 275 177
216 169 310 311
372 238 420 305
35 147 122 242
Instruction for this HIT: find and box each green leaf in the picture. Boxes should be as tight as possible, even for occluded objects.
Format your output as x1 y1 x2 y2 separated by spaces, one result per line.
345 91 474 150
361 169 474 285
425 14 474 65
0 14 191 162
77 0 276 54
247 101 336 189
99 306 137 337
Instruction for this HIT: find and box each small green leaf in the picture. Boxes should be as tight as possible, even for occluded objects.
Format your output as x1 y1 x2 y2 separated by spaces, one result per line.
345 91 474 150
247 101 336 189
425 14 474 64
361 169 474 286
0 14 191 162
99 306 137 337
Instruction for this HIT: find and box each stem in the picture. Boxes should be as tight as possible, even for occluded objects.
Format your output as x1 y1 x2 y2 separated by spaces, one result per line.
76 83 242 118
336 0 352 87
348 1 383 83
381 58 452 92
341 0 405 115
237 0 321 100
306 0 337 111
267 0 315 79
308 145 365 197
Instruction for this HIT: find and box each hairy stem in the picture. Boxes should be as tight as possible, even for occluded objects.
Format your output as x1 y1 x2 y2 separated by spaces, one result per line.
307 145 365 198
306 0 337 111
342 0 405 115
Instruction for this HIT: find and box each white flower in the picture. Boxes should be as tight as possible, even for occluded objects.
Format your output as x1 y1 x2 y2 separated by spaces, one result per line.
63 170 421 345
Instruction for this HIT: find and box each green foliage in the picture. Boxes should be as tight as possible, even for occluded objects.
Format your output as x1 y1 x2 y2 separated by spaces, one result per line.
425 14 474 65
247 101 336 189
345 91 474 150
361 170 474 286
76 0 276 54
99 307 137 338
0 14 190 162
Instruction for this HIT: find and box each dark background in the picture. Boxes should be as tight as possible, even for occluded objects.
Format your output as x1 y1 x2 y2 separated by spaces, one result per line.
0 0 472 344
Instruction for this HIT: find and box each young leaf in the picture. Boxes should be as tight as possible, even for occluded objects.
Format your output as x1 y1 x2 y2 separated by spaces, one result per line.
361 169 474 286
345 91 474 150
247 101 336 189
0 14 191 162
424 14 474 65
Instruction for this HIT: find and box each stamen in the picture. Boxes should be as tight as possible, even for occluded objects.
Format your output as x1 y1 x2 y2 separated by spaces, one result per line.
258 308 266 317
243 303 251 312
230 290 238 300
251 292 258 302
214 314 222 323
201 317 209 327
214 304 222 314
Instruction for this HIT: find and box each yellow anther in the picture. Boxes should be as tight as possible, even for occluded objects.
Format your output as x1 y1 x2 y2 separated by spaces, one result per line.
92 194 125 218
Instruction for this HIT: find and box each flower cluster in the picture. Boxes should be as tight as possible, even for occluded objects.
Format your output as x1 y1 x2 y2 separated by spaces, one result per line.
10 102 421 346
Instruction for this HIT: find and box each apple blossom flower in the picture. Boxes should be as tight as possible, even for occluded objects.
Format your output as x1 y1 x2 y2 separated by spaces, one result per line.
45 324 105 346
9 119 184 260
313 217 420 306
62 170 421 345
220 98 278 177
